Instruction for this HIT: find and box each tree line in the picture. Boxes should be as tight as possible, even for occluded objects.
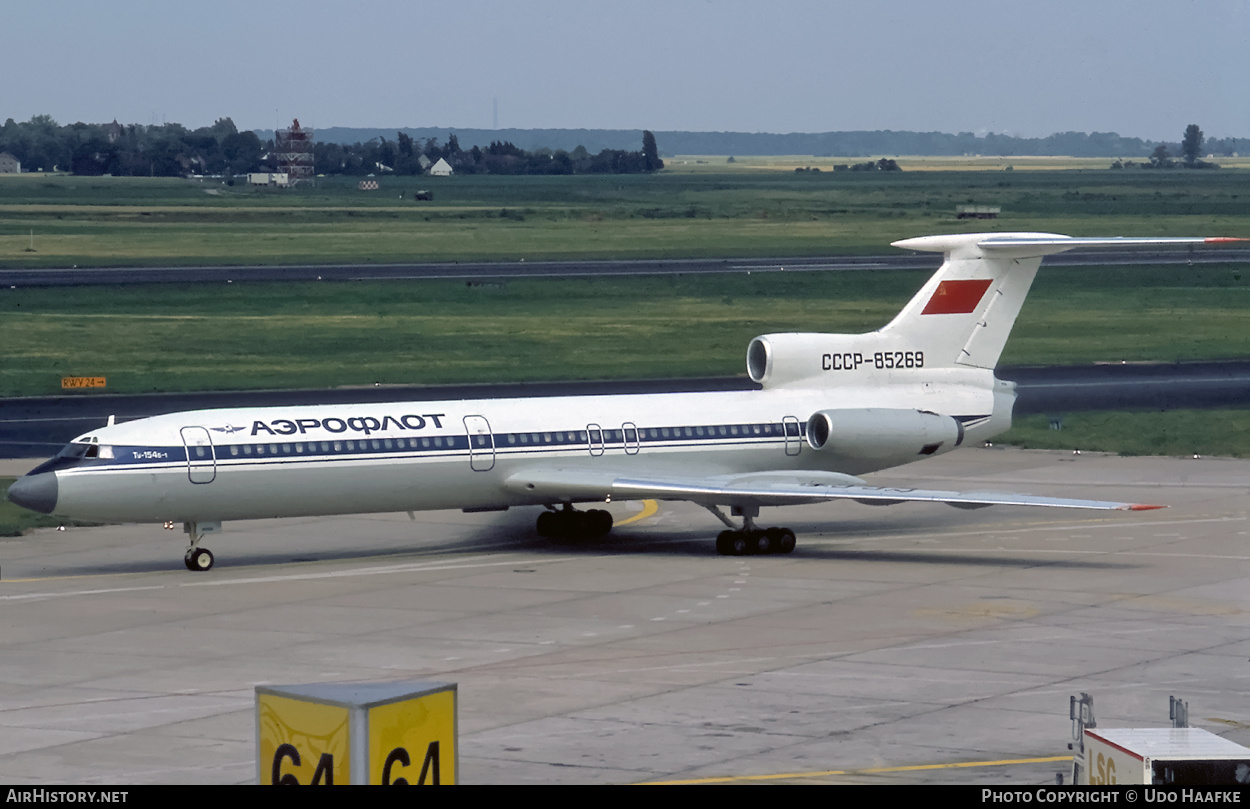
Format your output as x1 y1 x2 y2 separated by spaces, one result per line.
1112 125 1222 170
1 114 1236 177
316 129 662 176
0 115 664 178
0 116 265 176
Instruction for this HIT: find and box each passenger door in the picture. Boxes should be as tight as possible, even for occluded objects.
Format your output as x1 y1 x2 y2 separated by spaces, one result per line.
180 426 216 484
464 415 495 471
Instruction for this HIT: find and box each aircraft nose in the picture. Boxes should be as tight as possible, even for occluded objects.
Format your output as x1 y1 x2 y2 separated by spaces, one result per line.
6 472 58 515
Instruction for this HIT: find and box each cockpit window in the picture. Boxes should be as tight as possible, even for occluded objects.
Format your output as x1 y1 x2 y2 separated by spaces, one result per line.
29 441 106 476
55 442 112 460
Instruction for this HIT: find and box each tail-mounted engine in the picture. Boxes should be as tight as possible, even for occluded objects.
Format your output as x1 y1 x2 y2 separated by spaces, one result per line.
806 408 964 466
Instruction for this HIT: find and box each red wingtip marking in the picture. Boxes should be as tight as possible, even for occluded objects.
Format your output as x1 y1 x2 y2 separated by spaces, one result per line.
1127 504 1167 511
1204 237 1249 244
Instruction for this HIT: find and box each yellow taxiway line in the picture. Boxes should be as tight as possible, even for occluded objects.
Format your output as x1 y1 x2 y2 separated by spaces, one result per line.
614 499 660 527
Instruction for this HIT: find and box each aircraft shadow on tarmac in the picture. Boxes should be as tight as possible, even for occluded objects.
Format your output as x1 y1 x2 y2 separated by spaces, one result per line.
8 508 1141 578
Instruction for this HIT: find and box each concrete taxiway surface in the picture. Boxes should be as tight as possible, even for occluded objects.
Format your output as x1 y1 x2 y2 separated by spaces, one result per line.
1 447 1247 784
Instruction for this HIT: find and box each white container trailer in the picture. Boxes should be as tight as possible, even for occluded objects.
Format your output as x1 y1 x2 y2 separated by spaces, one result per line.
1078 728 1250 785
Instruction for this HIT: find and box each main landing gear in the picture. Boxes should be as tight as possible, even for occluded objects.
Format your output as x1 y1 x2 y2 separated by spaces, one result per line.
180 521 221 571
536 504 614 540
715 526 796 556
705 505 797 556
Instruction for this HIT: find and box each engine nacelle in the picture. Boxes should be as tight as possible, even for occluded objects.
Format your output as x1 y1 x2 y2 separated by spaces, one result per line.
747 331 925 389
747 333 845 388
806 408 964 466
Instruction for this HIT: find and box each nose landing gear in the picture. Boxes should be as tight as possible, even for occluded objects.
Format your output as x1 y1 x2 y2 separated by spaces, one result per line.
181 521 221 571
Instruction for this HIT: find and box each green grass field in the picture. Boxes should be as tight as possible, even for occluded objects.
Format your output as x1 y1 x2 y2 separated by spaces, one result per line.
2 167 1248 267
2 264 1246 397
998 409 1250 457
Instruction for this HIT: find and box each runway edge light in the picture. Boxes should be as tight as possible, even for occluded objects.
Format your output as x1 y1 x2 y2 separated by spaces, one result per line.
256 680 457 785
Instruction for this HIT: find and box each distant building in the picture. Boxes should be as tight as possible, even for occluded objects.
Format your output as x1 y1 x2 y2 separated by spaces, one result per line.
956 204 1000 220
428 158 453 176
247 172 289 187
0 152 20 174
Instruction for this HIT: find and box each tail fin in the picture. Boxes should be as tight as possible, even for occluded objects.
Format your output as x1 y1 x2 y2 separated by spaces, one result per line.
881 233 1241 370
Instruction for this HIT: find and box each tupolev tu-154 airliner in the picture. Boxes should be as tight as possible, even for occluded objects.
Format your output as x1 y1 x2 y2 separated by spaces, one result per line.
8 232 1243 570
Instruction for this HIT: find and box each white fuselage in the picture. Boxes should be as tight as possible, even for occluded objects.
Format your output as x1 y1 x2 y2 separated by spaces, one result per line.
44 373 1010 525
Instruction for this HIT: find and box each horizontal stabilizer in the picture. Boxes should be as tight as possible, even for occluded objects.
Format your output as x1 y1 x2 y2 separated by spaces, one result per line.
883 232 1246 369
893 232 1246 260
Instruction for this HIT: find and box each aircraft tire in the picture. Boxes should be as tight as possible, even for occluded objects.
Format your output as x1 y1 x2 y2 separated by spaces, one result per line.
567 511 590 539
716 531 749 556
777 528 797 554
536 511 557 538
187 548 214 571
753 529 773 554
587 509 613 538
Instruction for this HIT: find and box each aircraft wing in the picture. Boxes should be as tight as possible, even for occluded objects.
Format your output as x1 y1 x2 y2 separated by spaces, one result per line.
503 467 1165 511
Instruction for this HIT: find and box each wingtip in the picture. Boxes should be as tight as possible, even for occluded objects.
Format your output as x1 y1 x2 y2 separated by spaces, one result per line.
1204 237 1249 244
1125 503 1167 511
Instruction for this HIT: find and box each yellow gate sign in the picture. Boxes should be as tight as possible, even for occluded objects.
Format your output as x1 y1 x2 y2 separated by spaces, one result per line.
257 681 456 785
258 693 350 785
61 376 106 389
369 688 456 785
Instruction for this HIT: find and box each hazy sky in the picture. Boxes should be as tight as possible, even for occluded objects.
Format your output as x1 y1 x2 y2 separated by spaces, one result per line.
9 0 1248 140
